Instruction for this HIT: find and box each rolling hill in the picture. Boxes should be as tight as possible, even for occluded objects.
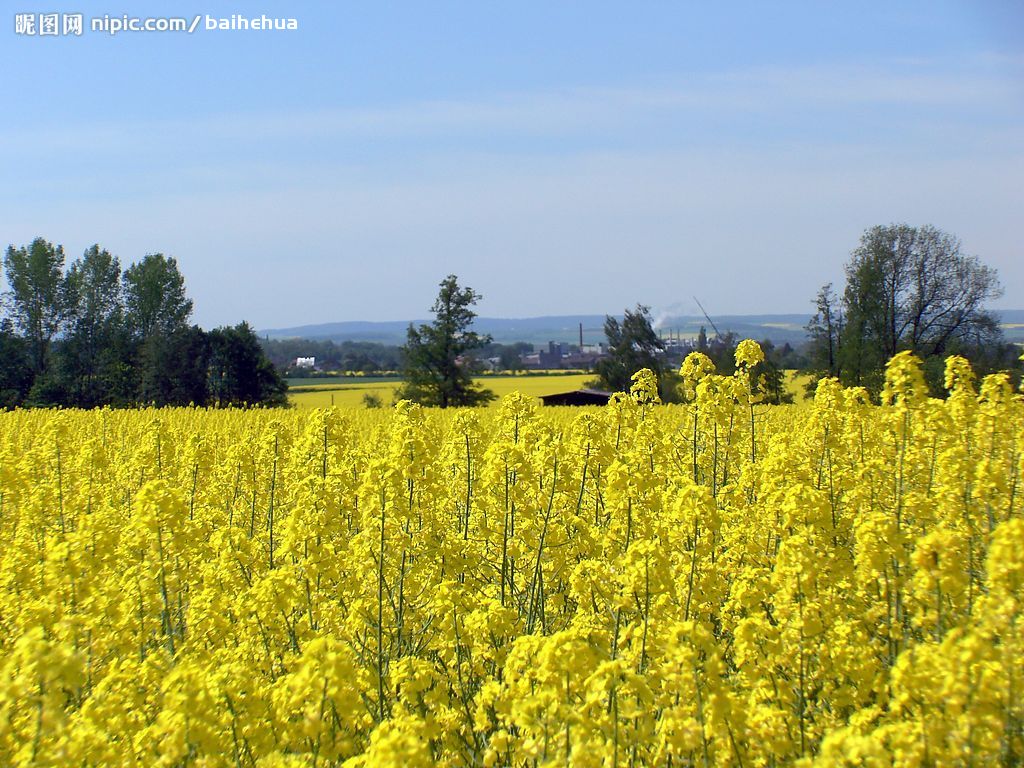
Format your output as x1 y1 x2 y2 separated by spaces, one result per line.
262 310 1024 346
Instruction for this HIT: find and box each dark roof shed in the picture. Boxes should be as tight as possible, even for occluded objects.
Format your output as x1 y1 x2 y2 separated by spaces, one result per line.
539 388 612 406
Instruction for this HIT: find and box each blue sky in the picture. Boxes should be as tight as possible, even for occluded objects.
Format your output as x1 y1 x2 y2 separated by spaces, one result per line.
2 1 1022 328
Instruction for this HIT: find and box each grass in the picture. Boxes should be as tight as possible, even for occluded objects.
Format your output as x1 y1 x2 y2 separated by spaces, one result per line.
288 373 596 408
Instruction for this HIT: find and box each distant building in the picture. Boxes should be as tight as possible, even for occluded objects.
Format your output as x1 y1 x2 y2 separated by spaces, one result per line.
516 340 608 371
295 357 316 369
540 389 613 406
538 341 565 368
563 347 605 368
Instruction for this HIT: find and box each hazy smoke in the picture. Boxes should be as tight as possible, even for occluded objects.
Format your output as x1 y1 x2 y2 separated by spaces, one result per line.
650 301 696 330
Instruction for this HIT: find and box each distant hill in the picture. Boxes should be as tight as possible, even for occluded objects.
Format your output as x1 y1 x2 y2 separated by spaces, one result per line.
262 310 1024 346
653 314 812 346
262 316 611 345
998 309 1024 342
262 313 810 346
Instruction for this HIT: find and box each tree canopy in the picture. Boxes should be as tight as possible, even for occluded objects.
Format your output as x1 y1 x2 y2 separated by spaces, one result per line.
0 237 287 409
3 237 68 375
208 323 288 407
397 275 495 408
807 223 1008 393
59 245 127 406
123 253 193 341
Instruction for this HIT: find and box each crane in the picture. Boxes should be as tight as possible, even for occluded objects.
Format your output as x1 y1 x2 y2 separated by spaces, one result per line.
693 296 722 339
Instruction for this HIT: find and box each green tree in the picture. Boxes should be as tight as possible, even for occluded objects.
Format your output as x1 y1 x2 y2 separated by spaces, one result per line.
123 253 194 400
594 304 672 397
59 245 127 406
0 321 32 408
847 224 1001 359
807 224 1003 394
397 275 495 408
806 283 841 378
137 326 210 406
123 253 193 341
2 237 69 375
207 322 288 407
498 343 530 372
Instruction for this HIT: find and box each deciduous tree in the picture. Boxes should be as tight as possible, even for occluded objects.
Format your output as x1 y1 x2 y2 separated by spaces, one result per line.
123 253 192 341
807 224 1004 394
60 245 128 406
207 322 288 407
2 237 69 375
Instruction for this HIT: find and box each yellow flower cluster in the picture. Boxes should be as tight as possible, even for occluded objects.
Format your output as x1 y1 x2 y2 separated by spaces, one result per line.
0 345 1021 766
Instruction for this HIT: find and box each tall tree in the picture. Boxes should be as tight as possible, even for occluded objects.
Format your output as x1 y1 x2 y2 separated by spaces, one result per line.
397 275 495 408
846 224 1002 357
123 253 194 400
60 245 126 406
808 224 1004 394
122 253 193 341
806 283 842 378
2 237 69 375
0 237 292 409
594 304 667 395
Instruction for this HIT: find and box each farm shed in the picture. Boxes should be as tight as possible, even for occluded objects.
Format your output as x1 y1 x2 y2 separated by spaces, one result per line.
539 388 612 406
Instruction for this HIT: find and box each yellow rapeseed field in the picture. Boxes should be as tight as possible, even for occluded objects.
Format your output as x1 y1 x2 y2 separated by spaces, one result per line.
0 344 1022 766
287 374 596 408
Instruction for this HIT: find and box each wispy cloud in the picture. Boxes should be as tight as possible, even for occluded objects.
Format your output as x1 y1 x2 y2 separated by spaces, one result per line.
1 56 1019 159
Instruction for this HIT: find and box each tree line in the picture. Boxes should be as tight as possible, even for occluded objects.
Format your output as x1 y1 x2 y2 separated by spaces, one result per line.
3 224 1015 411
396 224 1017 408
259 336 531 377
262 338 405 375
1 237 286 409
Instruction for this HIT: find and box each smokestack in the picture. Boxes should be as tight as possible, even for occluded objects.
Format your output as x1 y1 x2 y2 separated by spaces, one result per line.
579 322 583 348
